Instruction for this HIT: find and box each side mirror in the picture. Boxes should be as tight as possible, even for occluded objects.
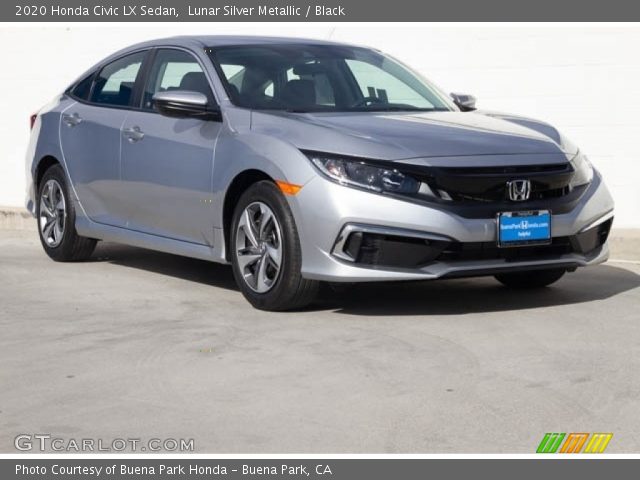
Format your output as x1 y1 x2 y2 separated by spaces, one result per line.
450 93 477 112
152 91 221 121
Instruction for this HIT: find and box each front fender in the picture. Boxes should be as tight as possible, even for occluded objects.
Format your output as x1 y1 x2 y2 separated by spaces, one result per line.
211 129 318 229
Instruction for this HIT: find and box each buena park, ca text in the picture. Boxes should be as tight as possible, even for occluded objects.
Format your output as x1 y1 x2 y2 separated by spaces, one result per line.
16 464 334 476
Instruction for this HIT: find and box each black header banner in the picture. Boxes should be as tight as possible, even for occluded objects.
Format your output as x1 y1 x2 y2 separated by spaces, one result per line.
5 0 640 22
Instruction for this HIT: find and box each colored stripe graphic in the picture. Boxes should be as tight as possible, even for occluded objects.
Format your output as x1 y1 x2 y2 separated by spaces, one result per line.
584 433 613 453
536 433 613 453
536 433 565 453
560 433 589 453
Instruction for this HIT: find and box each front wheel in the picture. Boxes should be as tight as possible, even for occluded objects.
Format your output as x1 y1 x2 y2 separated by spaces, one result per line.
494 268 566 289
230 181 319 311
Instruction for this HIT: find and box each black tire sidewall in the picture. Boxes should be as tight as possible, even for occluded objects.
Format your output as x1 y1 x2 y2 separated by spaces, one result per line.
230 181 305 310
36 165 78 260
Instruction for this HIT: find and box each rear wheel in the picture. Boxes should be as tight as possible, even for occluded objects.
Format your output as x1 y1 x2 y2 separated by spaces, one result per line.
494 268 566 288
230 181 319 311
36 164 97 261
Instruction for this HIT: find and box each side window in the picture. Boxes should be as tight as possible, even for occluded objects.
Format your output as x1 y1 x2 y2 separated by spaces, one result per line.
345 59 434 108
70 72 94 100
143 49 213 110
90 51 145 107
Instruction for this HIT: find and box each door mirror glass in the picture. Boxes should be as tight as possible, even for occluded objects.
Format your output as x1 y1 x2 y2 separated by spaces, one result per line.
152 91 221 121
450 92 477 111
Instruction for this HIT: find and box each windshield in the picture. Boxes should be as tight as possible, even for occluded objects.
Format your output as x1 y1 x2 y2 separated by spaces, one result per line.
207 44 454 113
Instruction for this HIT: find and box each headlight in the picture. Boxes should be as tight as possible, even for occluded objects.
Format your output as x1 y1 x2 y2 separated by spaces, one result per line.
304 152 420 194
570 151 594 188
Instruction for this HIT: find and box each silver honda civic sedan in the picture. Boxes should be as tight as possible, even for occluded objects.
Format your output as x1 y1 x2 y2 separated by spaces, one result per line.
26 35 614 310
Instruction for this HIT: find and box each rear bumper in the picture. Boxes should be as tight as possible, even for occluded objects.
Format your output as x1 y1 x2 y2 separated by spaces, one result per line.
291 170 614 282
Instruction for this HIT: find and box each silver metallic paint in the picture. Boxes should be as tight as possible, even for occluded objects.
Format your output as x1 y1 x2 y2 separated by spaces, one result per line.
25 36 614 282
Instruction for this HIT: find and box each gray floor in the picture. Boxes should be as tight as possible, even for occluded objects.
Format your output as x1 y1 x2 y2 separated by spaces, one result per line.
1 229 639 453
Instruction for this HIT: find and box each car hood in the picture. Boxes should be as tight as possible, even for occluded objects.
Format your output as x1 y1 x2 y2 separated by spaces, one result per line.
250 110 577 162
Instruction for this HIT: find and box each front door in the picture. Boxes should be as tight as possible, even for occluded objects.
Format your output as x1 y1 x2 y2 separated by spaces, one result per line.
120 48 222 245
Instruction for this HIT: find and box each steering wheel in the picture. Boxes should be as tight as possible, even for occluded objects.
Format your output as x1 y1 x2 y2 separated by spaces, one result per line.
351 96 385 108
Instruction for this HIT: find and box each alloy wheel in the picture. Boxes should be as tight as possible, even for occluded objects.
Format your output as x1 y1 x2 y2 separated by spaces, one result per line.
235 201 283 293
39 179 66 247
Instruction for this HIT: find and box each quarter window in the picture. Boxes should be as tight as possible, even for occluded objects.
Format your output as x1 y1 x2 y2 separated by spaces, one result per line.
70 72 95 100
90 51 146 107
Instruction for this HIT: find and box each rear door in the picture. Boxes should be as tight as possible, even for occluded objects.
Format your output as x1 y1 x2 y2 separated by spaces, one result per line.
119 48 221 244
60 50 148 227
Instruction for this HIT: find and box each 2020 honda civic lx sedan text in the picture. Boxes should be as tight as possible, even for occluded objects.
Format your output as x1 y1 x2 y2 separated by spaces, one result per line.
26 36 614 310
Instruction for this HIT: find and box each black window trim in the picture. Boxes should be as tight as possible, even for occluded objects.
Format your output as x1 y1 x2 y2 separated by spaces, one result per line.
66 48 152 112
65 45 222 114
135 48 158 110
66 70 98 102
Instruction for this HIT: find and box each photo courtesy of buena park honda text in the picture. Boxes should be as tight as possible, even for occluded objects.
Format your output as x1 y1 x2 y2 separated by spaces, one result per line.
1 0 639 478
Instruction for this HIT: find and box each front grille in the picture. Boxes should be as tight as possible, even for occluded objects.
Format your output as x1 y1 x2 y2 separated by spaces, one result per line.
437 163 570 175
417 163 575 204
436 237 575 263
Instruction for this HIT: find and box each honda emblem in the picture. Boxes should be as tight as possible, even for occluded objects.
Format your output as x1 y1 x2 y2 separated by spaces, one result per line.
507 179 531 201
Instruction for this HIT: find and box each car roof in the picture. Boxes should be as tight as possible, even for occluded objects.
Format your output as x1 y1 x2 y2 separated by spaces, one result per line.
119 35 356 52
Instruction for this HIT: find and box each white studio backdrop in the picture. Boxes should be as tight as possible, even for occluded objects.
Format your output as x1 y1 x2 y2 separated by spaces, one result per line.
1 24 638 227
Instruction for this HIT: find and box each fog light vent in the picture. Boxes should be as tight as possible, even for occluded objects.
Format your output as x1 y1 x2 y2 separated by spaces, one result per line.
342 232 448 268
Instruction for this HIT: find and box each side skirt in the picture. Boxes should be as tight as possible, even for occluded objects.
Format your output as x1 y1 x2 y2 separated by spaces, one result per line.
75 213 229 265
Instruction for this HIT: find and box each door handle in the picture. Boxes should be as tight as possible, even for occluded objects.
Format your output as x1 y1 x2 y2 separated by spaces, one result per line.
123 126 145 143
62 112 82 127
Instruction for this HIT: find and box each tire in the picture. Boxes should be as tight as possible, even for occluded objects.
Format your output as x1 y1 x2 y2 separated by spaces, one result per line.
36 164 97 262
494 268 566 289
230 180 319 311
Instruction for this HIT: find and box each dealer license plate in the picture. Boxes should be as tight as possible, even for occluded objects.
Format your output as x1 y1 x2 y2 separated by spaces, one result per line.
498 210 551 247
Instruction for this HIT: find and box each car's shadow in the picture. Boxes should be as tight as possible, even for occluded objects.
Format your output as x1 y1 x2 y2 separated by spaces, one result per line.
325 266 640 315
91 242 239 291
91 242 640 316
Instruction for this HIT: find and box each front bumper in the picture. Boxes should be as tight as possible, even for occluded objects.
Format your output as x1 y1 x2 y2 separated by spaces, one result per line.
291 171 614 282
